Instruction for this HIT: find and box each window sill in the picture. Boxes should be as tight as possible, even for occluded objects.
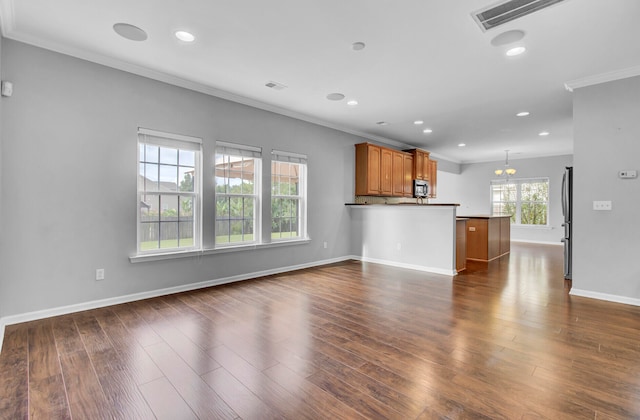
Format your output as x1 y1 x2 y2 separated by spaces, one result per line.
129 237 311 263
511 225 553 230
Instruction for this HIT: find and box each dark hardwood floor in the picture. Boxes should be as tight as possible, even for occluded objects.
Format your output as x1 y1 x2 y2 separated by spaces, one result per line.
2 242 640 419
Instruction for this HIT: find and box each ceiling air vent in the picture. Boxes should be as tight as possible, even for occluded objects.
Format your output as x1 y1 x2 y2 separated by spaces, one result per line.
473 0 567 31
265 81 287 91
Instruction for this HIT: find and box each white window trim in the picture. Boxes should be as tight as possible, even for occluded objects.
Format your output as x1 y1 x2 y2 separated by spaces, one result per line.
214 141 262 248
271 150 308 242
137 128 203 255
490 177 550 227
129 238 311 263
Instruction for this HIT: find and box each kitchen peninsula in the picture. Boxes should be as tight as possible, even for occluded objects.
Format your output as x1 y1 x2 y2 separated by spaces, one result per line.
349 142 460 275
348 203 460 275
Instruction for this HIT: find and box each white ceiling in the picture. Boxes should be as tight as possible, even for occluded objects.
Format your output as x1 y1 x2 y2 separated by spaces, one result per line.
1 0 640 163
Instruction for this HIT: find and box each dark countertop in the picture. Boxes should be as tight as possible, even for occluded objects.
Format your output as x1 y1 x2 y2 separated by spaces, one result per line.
345 203 460 207
457 215 511 219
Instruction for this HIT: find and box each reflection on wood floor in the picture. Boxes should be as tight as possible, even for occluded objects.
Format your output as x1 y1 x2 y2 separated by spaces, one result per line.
1 242 640 419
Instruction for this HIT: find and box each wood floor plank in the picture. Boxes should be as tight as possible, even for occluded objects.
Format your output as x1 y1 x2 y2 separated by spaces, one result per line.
28 321 71 419
139 377 198 420
132 299 222 375
93 308 164 386
59 349 119 419
0 326 29 419
74 312 156 419
263 362 366 420
201 367 284 419
144 341 238 419
208 344 322 420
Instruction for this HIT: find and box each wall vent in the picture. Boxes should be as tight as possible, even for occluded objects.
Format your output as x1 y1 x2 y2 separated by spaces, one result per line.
472 0 567 31
265 81 287 91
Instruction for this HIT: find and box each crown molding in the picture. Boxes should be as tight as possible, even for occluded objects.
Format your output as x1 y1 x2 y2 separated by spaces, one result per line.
565 65 640 92
3 28 423 157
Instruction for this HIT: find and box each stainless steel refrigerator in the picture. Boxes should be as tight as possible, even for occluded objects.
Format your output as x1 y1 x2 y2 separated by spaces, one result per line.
561 167 573 279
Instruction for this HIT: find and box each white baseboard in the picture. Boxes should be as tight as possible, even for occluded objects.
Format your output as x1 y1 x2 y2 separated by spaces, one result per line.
0 255 355 341
570 288 640 307
511 239 563 246
355 256 457 276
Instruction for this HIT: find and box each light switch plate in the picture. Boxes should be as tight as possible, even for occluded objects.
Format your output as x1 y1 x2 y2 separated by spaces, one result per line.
593 201 612 211
619 170 637 179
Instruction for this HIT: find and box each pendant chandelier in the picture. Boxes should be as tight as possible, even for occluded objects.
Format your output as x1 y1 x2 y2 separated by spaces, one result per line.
495 150 516 176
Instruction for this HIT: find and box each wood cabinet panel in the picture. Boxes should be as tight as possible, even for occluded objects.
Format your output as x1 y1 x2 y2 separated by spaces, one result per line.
355 143 381 195
466 219 488 260
456 219 467 272
465 217 510 262
428 159 438 198
380 148 393 195
403 154 414 197
487 218 501 260
392 151 404 196
500 216 511 255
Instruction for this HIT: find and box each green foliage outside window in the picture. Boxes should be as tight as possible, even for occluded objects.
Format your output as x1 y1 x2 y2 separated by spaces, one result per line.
491 179 548 225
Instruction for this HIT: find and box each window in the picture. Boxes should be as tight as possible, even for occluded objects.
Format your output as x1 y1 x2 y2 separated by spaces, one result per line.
215 142 262 246
271 150 307 240
137 128 201 253
491 178 549 225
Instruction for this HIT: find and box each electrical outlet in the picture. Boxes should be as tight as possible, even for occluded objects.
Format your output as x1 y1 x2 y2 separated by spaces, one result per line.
593 201 612 211
96 268 105 280
323 241 328 249
619 170 637 179
396 243 402 251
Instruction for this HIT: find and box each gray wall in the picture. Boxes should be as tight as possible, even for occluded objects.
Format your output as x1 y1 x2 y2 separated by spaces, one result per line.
432 154 573 244
0 39 361 318
572 75 640 299
0 36 4 322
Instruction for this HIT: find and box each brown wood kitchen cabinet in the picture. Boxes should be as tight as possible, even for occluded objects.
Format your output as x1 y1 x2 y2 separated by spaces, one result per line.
403 153 414 197
464 216 510 261
456 218 467 272
428 158 437 198
405 149 430 181
356 143 412 197
356 143 383 195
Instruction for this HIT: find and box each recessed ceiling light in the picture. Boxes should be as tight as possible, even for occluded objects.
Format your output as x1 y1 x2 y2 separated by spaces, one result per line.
327 93 345 101
347 100 358 106
539 131 550 136
506 46 526 57
458 143 466 147
423 128 433 134
113 23 148 41
516 111 530 117
175 30 195 42
376 121 389 126
414 120 424 125
352 42 366 51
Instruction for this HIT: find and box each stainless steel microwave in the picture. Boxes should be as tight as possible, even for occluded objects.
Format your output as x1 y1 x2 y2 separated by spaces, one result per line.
413 180 429 198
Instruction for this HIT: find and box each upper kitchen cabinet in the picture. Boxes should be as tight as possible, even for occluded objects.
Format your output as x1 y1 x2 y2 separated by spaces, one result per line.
392 151 414 197
355 143 382 195
428 158 437 198
406 149 430 181
356 143 412 197
380 148 393 195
